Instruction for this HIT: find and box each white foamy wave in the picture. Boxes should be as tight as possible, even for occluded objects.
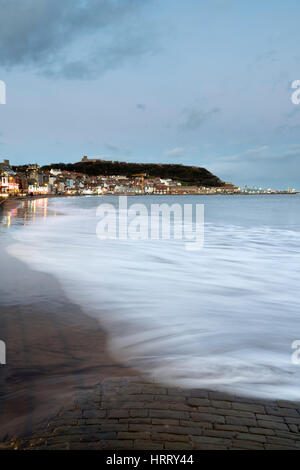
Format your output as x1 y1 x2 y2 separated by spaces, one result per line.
6 197 300 399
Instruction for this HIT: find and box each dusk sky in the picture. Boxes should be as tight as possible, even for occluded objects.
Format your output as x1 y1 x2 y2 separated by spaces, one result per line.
0 0 300 189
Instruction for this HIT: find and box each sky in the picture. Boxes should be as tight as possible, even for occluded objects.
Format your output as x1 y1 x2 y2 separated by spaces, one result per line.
0 0 300 189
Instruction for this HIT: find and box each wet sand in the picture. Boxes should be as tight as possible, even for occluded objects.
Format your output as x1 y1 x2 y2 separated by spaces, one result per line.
0 197 21 211
0 199 138 441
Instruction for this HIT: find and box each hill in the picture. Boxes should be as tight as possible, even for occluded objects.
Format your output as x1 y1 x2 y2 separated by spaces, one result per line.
42 160 225 187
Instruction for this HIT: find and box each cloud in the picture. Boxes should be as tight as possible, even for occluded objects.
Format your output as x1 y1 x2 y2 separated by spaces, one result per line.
179 106 221 131
219 145 300 165
289 143 300 150
221 145 269 163
276 104 300 135
164 147 186 157
0 0 157 79
275 123 300 135
164 146 197 157
105 142 131 156
284 106 300 120
211 144 300 186
254 49 278 66
136 103 146 111
105 143 121 152
264 148 300 162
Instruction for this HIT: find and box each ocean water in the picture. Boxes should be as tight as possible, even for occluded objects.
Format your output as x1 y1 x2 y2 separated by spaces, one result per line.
4 195 300 399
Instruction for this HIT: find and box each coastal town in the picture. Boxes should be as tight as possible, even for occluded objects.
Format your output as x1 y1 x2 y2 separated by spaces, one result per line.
0 156 297 199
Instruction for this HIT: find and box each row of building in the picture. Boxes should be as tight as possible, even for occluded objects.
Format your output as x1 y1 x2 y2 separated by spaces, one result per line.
11 158 298 196
0 159 242 196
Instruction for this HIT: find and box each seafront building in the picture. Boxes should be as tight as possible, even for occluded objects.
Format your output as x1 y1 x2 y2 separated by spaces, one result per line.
0 158 295 197
0 160 19 195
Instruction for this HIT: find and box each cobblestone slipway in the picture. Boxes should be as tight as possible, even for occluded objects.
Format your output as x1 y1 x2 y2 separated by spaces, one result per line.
2 377 300 450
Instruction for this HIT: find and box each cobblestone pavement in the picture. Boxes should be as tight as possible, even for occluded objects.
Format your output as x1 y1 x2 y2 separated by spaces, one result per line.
1 377 300 450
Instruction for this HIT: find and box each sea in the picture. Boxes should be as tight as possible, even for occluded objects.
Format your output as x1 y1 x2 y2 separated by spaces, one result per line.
2 194 300 400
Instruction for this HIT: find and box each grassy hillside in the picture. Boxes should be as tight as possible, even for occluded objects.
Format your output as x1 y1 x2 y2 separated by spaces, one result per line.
41 160 225 187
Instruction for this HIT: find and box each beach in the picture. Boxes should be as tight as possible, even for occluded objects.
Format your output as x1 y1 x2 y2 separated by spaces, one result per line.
0 198 138 441
1 195 300 450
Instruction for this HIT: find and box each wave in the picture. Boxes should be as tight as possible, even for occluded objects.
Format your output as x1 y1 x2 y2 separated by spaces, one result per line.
6 196 300 399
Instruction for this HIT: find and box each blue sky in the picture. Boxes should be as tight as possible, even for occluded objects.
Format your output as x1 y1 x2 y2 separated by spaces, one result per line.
0 0 300 189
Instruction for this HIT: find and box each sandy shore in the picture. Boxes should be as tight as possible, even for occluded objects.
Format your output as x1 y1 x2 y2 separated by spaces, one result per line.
0 194 75 212
0 254 139 442
1 197 300 450
0 197 22 211
0 203 139 441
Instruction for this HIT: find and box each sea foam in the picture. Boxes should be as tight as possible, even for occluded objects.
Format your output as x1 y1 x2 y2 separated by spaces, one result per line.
6 196 300 399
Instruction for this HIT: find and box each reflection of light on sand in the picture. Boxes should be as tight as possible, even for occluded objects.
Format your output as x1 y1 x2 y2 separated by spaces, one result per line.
5 209 17 229
2 198 52 229
43 199 48 218
31 200 37 223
